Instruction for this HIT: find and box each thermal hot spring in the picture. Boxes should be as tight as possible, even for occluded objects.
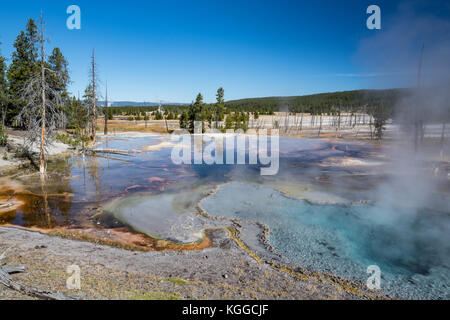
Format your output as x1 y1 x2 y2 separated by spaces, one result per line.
0 134 448 299
200 182 450 299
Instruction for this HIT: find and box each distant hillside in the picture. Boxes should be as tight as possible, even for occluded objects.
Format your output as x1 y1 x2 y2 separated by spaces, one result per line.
99 89 409 110
225 89 411 113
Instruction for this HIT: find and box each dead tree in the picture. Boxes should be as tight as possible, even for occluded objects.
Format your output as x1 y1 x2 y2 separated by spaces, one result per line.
104 81 108 135
164 109 169 133
17 12 65 175
39 15 46 174
90 49 98 143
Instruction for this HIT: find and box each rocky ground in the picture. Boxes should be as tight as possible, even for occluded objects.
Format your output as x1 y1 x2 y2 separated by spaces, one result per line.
0 225 386 300
0 129 70 174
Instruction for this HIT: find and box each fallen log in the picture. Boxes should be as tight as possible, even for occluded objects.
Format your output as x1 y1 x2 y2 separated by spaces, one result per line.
92 154 134 163
3 266 25 274
0 265 74 300
0 248 75 300
82 148 142 156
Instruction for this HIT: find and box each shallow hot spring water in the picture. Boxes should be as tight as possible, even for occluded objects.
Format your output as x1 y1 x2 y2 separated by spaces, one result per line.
0 134 448 299
201 182 450 299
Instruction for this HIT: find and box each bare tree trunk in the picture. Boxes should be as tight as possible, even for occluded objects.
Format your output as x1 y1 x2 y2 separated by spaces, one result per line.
91 49 97 143
165 115 169 133
104 112 108 135
104 81 108 135
39 13 46 175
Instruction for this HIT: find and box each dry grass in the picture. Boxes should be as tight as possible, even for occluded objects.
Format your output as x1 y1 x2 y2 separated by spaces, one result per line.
98 118 179 134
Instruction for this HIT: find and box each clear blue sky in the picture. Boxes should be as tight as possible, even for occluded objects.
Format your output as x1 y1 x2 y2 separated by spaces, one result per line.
0 0 449 103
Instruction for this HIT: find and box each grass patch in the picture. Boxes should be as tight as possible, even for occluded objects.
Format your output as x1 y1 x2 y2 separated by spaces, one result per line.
165 278 188 285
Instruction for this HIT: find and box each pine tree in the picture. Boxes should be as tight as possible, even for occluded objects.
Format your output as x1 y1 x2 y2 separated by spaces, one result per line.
215 87 225 129
225 113 233 129
7 19 39 123
67 96 88 132
188 93 205 133
83 84 94 106
83 83 99 137
180 110 189 129
47 47 69 102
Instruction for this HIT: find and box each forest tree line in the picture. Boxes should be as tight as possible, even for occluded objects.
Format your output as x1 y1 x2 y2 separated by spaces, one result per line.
107 88 410 136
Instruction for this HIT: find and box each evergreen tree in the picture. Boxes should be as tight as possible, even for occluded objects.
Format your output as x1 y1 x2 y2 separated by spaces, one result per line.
214 87 225 129
188 93 205 133
225 113 233 129
154 110 163 120
7 19 39 103
47 47 70 103
83 83 100 136
180 110 189 129
372 103 389 140
83 83 94 106
67 96 88 132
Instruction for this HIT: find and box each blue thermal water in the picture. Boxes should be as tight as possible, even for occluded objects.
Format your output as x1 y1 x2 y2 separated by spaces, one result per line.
201 182 450 299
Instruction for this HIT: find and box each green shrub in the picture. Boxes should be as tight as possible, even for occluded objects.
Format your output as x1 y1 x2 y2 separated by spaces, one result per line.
57 133 72 144
57 133 92 148
14 145 32 159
